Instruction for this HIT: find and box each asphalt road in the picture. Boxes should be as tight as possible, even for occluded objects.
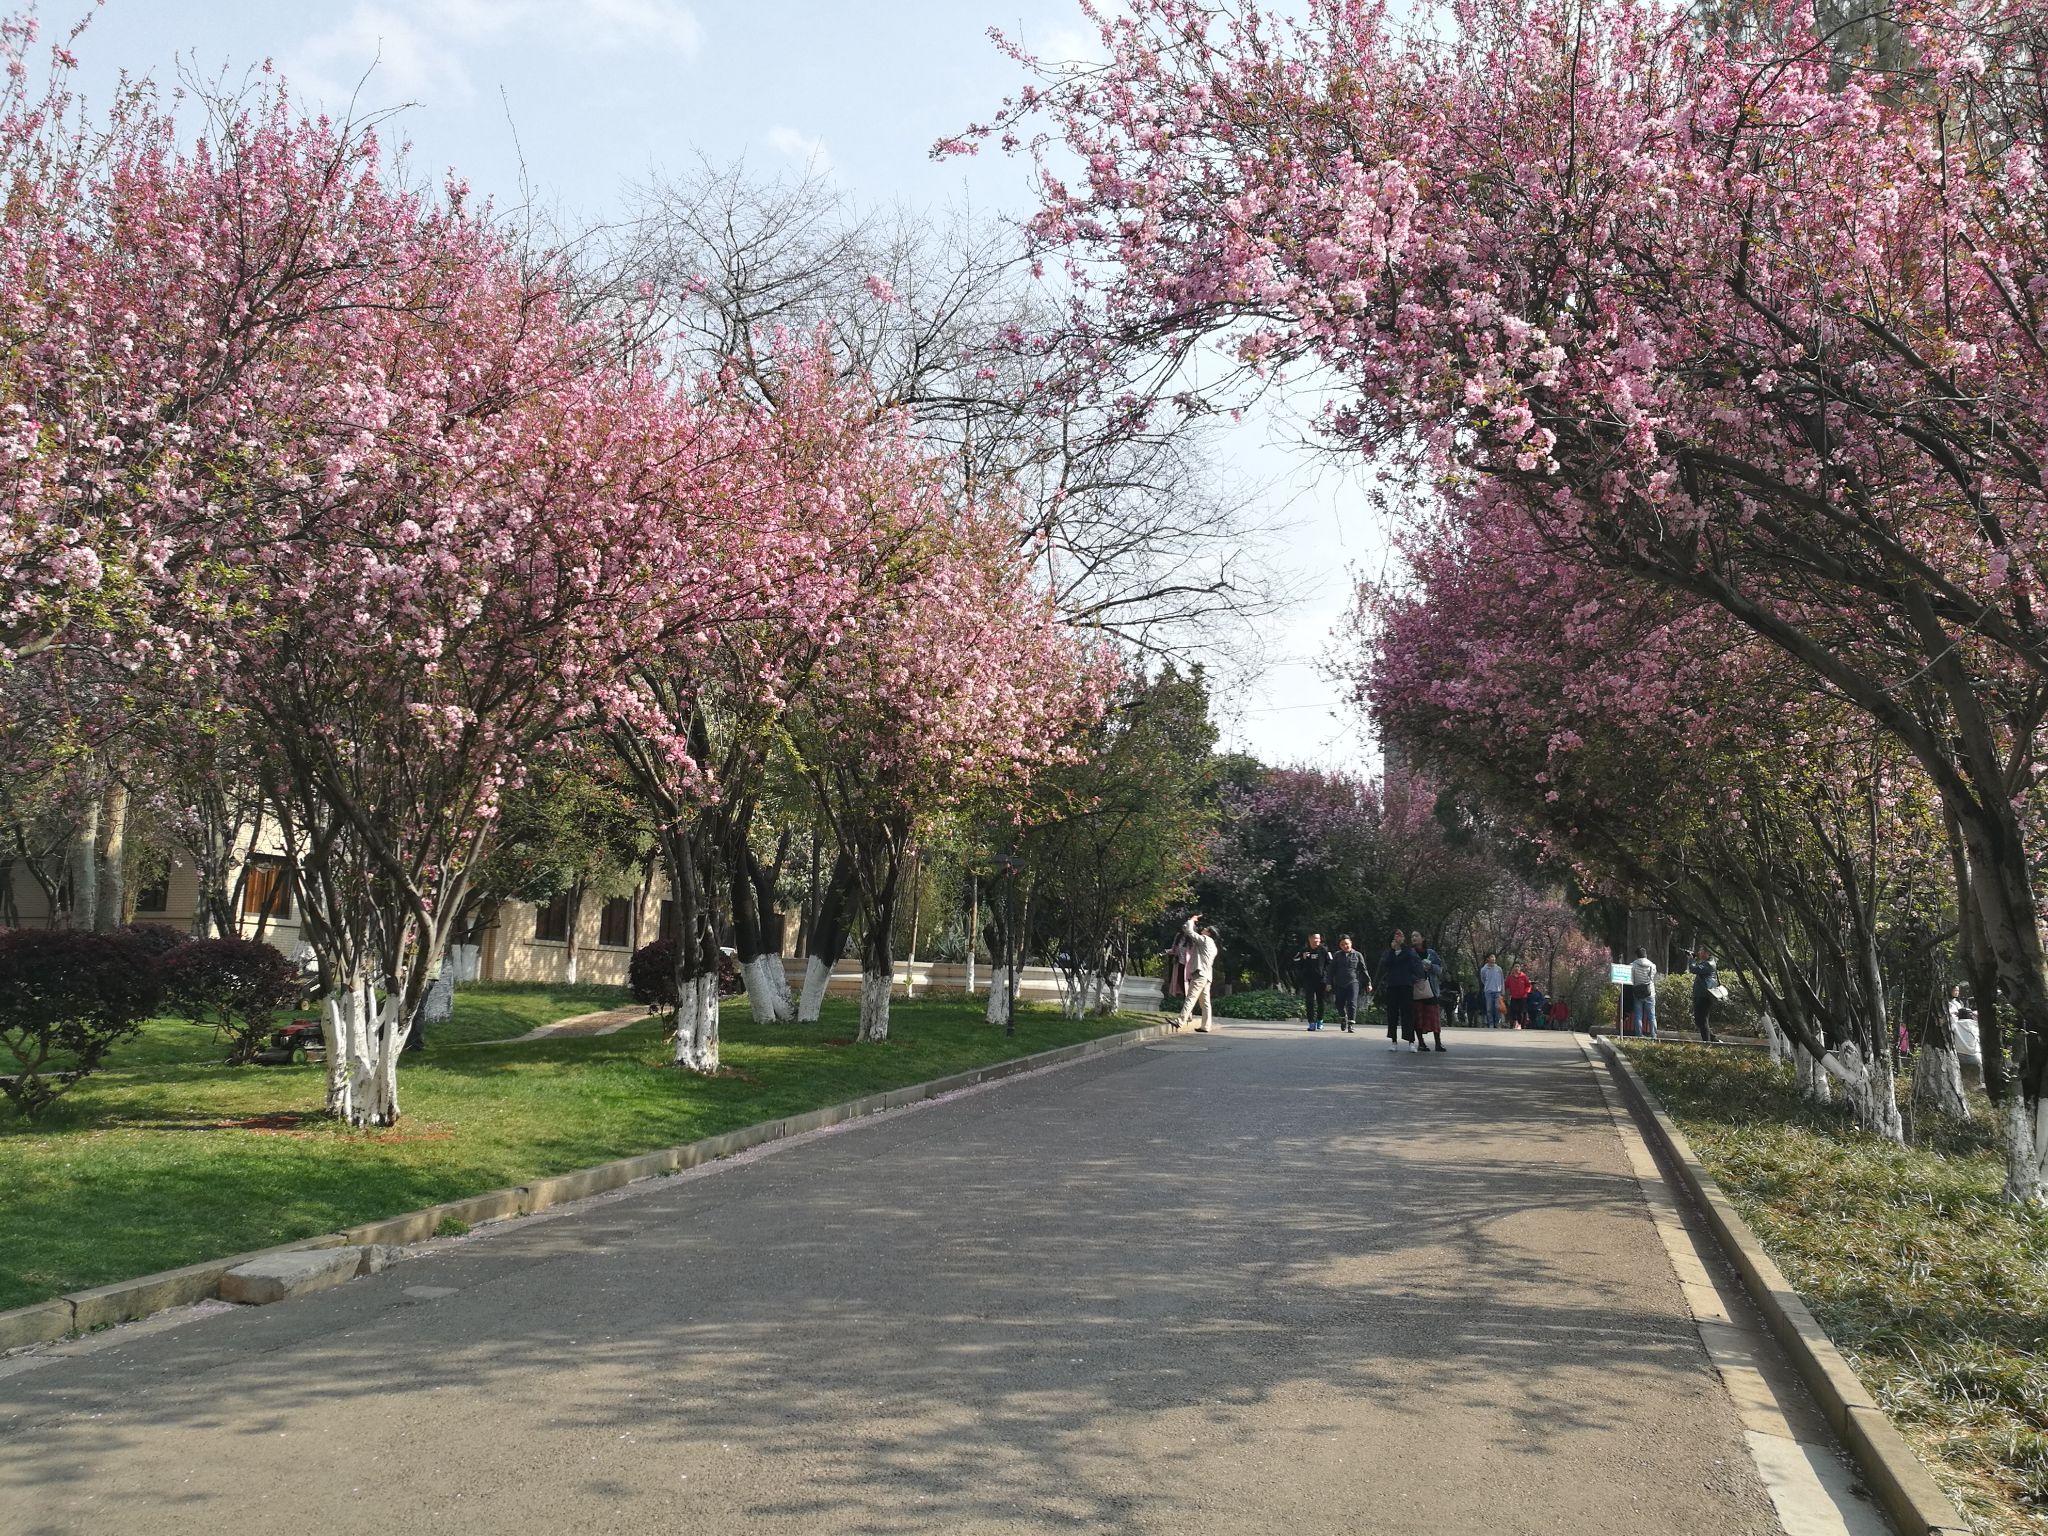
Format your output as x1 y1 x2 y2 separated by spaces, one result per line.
0 1024 1782 1535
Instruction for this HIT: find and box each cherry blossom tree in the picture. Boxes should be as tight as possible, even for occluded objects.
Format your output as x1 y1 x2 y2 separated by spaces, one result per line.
1364 521 1951 1135
964 0 2048 1198
598 342 973 1068
795 496 1113 1042
58 82 709 1124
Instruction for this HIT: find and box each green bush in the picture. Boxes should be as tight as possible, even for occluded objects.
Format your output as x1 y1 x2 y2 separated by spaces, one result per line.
158 938 308 1064
1213 987 1305 1020
0 929 162 1119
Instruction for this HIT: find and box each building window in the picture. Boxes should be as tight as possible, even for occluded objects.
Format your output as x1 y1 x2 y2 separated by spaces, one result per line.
242 857 292 920
658 899 676 944
532 892 571 944
132 870 170 913
599 896 633 949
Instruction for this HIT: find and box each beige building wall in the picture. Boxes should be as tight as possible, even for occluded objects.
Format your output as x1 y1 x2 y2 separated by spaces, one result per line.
479 884 660 988
4 851 302 951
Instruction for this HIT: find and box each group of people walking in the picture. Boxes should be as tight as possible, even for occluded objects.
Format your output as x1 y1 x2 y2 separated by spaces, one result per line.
1172 915 1585 1051
1171 914 1737 1051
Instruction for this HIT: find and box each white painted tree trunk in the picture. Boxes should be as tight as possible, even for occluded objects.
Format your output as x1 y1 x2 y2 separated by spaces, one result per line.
1056 971 1082 1019
741 954 789 1023
1761 1013 1793 1065
1795 1045 1833 1105
2001 1095 2048 1204
324 977 406 1126
672 975 721 1073
322 985 357 1121
986 967 1012 1026
1821 1041 1903 1143
965 950 976 994
565 948 580 986
858 970 892 1042
1911 1044 1969 1121
797 955 832 1023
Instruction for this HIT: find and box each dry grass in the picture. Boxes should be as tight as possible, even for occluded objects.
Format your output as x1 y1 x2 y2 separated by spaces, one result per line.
1629 1043 2048 1535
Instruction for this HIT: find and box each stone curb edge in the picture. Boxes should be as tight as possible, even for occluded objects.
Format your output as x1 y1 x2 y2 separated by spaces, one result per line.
1590 1035 1971 1536
2 1017 1177 1354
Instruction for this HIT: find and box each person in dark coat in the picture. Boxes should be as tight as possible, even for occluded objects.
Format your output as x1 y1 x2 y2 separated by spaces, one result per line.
1688 948 1721 1042
1328 935 1370 1032
1294 933 1334 1031
1379 930 1417 1050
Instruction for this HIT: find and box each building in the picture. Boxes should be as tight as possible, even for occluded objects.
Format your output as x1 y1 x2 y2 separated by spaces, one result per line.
3 847 669 989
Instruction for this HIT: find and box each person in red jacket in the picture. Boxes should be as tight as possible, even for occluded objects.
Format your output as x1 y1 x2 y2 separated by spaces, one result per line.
1505 964 1534 1029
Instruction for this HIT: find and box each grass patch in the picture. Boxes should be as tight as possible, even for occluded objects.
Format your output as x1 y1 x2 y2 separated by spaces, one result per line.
0 985 1135 1312
1627 1042 2048 1536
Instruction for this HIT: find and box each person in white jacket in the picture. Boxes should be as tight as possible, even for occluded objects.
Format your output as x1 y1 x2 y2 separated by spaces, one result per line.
1629 948 1659 1039
1178 913 1219 1033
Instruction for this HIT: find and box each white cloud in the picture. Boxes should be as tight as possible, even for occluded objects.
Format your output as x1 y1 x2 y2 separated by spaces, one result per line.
291 0 701 110
296 4 473 108
765 125 832 173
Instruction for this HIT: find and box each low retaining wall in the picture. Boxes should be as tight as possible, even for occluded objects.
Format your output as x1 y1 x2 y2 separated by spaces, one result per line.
0 1018 1174 1354
1593 1037 1970 1536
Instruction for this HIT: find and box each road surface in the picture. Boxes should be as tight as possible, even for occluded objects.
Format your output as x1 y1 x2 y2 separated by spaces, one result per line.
1 1025 1831 1534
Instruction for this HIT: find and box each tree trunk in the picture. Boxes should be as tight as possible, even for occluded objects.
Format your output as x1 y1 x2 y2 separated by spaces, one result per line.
730 843 792 1023
858 968 892 1043
323 973 407 1127
93 779 127 932
741 954 789 1024
858 922 893 1042
66 796 98 930
563 880 585 986
1950 799 2048 1201
1821 1041 1902 1142
1911 1044 1969 1122
672 973 721 1073
986 967 1012 1027
797 849 856 1023
2000 1096 2048 1205
798 954 833 1023
965 876 979 994
1796 1045 1833 1105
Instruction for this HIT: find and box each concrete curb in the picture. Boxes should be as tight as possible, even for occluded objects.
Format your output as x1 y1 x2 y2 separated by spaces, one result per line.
1592 1036 1971 1536
0 1017 1174 1351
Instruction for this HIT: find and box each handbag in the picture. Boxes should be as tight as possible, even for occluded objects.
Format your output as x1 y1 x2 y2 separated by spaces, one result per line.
1709 983 1730 1002
1411 978 1435 1000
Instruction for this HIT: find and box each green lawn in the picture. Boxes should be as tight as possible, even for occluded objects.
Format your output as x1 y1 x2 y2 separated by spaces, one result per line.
1 986 1139 1313
1627 1043 2048 1536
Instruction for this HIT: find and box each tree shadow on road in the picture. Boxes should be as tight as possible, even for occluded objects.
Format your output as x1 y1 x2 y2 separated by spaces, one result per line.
0 1034 1772 1536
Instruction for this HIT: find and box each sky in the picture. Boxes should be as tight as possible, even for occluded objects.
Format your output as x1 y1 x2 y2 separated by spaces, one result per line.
68 0 1394 768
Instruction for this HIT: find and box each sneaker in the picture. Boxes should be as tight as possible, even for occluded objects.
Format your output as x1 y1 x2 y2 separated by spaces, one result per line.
1410 1041 1422 1052
1387 1040 1398 1052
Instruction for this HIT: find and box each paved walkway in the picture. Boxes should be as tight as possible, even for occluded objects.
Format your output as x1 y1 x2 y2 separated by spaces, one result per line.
485 1004 647 1044
0 1026 1877 1534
